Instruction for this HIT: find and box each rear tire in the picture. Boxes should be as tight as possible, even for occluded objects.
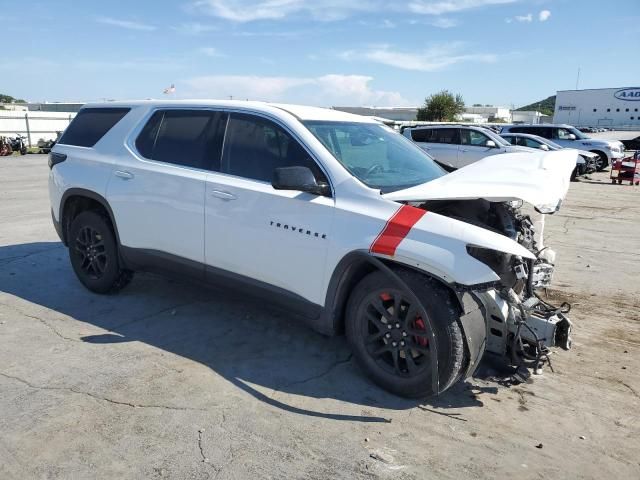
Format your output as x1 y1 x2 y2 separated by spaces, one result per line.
68 211 133 294
345 268 466 398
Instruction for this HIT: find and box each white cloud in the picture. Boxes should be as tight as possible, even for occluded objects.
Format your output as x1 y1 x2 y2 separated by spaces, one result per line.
430 17 458 28
343 44 497 72
514 13 532 22
96 16 156 31
191 0 516 22
539 9 551 22
191 0 375 22
182 74 410 106
408 0 517 16
172 22 218 35
199 47 224 57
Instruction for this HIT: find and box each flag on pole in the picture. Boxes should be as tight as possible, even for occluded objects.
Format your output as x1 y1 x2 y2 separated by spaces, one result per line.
163 84 176 95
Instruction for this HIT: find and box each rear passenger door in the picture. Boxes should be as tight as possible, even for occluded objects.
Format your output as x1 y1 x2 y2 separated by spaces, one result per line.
108 109 227 271
422 128 460 169
204 112 334 306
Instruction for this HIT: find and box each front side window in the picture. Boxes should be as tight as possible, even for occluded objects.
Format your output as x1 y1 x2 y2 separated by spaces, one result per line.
223 113 326 183
556 128 575 140
523 137 543 149
304 121 444 193
460 129 491 146
135 110 227 170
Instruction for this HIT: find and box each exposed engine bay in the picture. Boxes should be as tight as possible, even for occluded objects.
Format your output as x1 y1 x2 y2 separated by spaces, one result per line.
417 199 573 376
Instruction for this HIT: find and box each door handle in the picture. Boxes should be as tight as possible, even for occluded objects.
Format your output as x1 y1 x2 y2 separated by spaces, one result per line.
114 170 134 180
460 149 468 152
210 190 236 201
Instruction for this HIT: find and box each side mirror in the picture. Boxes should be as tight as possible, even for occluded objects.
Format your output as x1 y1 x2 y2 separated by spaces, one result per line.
568 134 576 140
539 144 550 151
485 140 497 148
272 166 330 196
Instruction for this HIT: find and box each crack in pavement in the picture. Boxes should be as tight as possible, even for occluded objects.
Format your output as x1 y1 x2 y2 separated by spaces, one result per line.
107 301 199 332
0 371 206 411
272 354 353 396
0 301 78 342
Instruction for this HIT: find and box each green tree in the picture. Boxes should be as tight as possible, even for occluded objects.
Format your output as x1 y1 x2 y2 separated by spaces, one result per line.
416 90 465 121
0 94 26 103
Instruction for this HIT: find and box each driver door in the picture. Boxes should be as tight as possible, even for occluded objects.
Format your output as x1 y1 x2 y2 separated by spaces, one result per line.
458 129 500 166
204 112 335 306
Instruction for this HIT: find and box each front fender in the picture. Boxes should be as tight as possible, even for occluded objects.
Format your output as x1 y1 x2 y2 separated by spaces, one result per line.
390 210 533 286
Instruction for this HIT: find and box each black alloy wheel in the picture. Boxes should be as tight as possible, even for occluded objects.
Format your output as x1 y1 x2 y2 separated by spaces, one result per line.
346 269 466 398
359 288 432 378
73 225 108 280
68 210 133 293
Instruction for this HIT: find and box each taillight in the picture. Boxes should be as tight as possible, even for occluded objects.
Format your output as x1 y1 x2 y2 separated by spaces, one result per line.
48 152 67 169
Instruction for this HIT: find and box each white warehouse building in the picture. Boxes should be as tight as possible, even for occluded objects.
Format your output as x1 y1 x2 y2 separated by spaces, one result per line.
553 87 640 127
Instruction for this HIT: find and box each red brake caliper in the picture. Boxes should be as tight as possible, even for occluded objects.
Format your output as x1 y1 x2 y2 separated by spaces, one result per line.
413 316 429 347
379 293 392 302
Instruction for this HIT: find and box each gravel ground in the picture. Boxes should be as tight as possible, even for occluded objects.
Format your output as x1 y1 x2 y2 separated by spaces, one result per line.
1 155 638 479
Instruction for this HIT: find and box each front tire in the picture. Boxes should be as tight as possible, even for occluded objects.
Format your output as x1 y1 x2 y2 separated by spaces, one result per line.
68 211 133 294
345 269 466 398
592 150 608 171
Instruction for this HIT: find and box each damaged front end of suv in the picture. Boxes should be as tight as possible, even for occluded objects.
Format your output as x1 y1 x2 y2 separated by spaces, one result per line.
383 150 576 379
450 199 572 368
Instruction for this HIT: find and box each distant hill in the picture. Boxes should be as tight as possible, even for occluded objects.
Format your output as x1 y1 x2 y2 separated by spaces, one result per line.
516 95 555 116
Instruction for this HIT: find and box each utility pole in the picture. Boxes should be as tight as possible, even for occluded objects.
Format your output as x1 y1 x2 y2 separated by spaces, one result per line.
575 67 581 90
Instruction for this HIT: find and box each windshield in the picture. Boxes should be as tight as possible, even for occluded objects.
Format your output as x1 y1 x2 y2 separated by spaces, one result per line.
303 121 444 193
567 126 589 140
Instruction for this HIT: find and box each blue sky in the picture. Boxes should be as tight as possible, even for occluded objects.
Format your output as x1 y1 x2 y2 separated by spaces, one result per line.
2 0 639 107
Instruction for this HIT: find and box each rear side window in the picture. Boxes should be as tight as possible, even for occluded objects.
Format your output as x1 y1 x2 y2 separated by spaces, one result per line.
135 110 228 170
223 113 326 183
410 128 432 142
433 128 458 144
58 108 130 147
510 126 549 138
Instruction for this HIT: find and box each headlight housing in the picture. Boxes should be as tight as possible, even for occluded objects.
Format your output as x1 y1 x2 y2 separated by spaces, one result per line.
466 245 517 288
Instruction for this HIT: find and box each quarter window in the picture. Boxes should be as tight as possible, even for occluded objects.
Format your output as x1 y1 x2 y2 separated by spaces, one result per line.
223 113 326 184
135 110 227 170
58 108 130 147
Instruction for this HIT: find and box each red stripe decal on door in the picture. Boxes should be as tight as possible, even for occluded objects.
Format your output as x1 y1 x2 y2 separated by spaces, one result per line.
370 205 427 256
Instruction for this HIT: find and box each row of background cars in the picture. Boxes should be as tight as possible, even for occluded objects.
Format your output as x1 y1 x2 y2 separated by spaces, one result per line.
400 123 626 179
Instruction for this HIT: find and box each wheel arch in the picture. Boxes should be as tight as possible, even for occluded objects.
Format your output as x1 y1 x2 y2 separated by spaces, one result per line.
323 250 462 336
59 188 121 248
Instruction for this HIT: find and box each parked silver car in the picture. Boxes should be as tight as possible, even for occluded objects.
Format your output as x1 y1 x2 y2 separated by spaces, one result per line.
402 125 532 170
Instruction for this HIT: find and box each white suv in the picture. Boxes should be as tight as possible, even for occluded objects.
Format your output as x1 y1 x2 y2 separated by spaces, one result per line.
402 125 532 170
49 100 575 397
500 124 625 171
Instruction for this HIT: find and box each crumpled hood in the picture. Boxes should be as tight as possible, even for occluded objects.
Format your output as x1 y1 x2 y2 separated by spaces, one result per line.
384 149 576 213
